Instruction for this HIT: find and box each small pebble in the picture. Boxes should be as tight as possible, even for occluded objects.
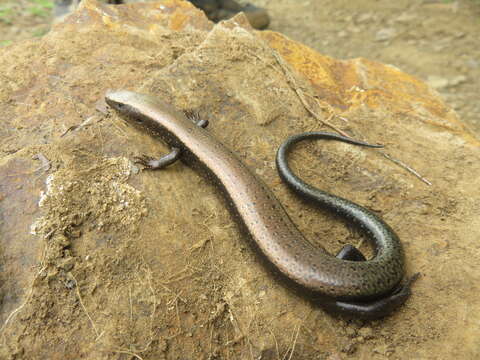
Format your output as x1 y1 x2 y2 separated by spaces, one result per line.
375 28 396 42
356 12 373 24
356 336 365 344
64 279 76 289
426 75 449 90
345 326 357 337
341 342 357 354
359 326 374 339
449 75 467 86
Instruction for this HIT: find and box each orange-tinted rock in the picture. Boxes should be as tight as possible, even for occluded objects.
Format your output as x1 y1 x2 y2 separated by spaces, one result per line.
0 1 478 359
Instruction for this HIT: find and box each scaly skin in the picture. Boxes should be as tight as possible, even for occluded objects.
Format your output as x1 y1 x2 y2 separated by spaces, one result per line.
105 90 416 319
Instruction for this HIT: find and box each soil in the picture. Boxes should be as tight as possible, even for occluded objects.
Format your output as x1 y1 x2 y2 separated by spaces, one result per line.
1 0 479 136
252 0 480 136
0 1 479 360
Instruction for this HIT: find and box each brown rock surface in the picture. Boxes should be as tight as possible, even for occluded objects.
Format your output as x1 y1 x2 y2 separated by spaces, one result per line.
0 0 478 359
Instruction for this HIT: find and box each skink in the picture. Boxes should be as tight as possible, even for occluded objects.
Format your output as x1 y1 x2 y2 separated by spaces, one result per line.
105 90 417 319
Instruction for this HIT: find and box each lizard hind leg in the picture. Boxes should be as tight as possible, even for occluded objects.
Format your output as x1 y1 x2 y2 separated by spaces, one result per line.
335 244 367 261
331 245 419 319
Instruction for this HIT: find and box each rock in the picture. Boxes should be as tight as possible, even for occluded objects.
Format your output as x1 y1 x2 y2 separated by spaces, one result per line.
341 341 357 354
433 43 446 52
259 347 278 360
0 0 479 359
191 0 219 13
373 343 389 355
466 59 478 68
349 26 362 34
326 354 343 360
219 0 242 11
395 12 416 23
427 75 449 90
345 326 357 337
427 75 467 89
58 257 75 271
449 75 467 86
355 12 374 24
194 0 270 29
240 3 270 30
375 27 396 42
359 326 374 339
